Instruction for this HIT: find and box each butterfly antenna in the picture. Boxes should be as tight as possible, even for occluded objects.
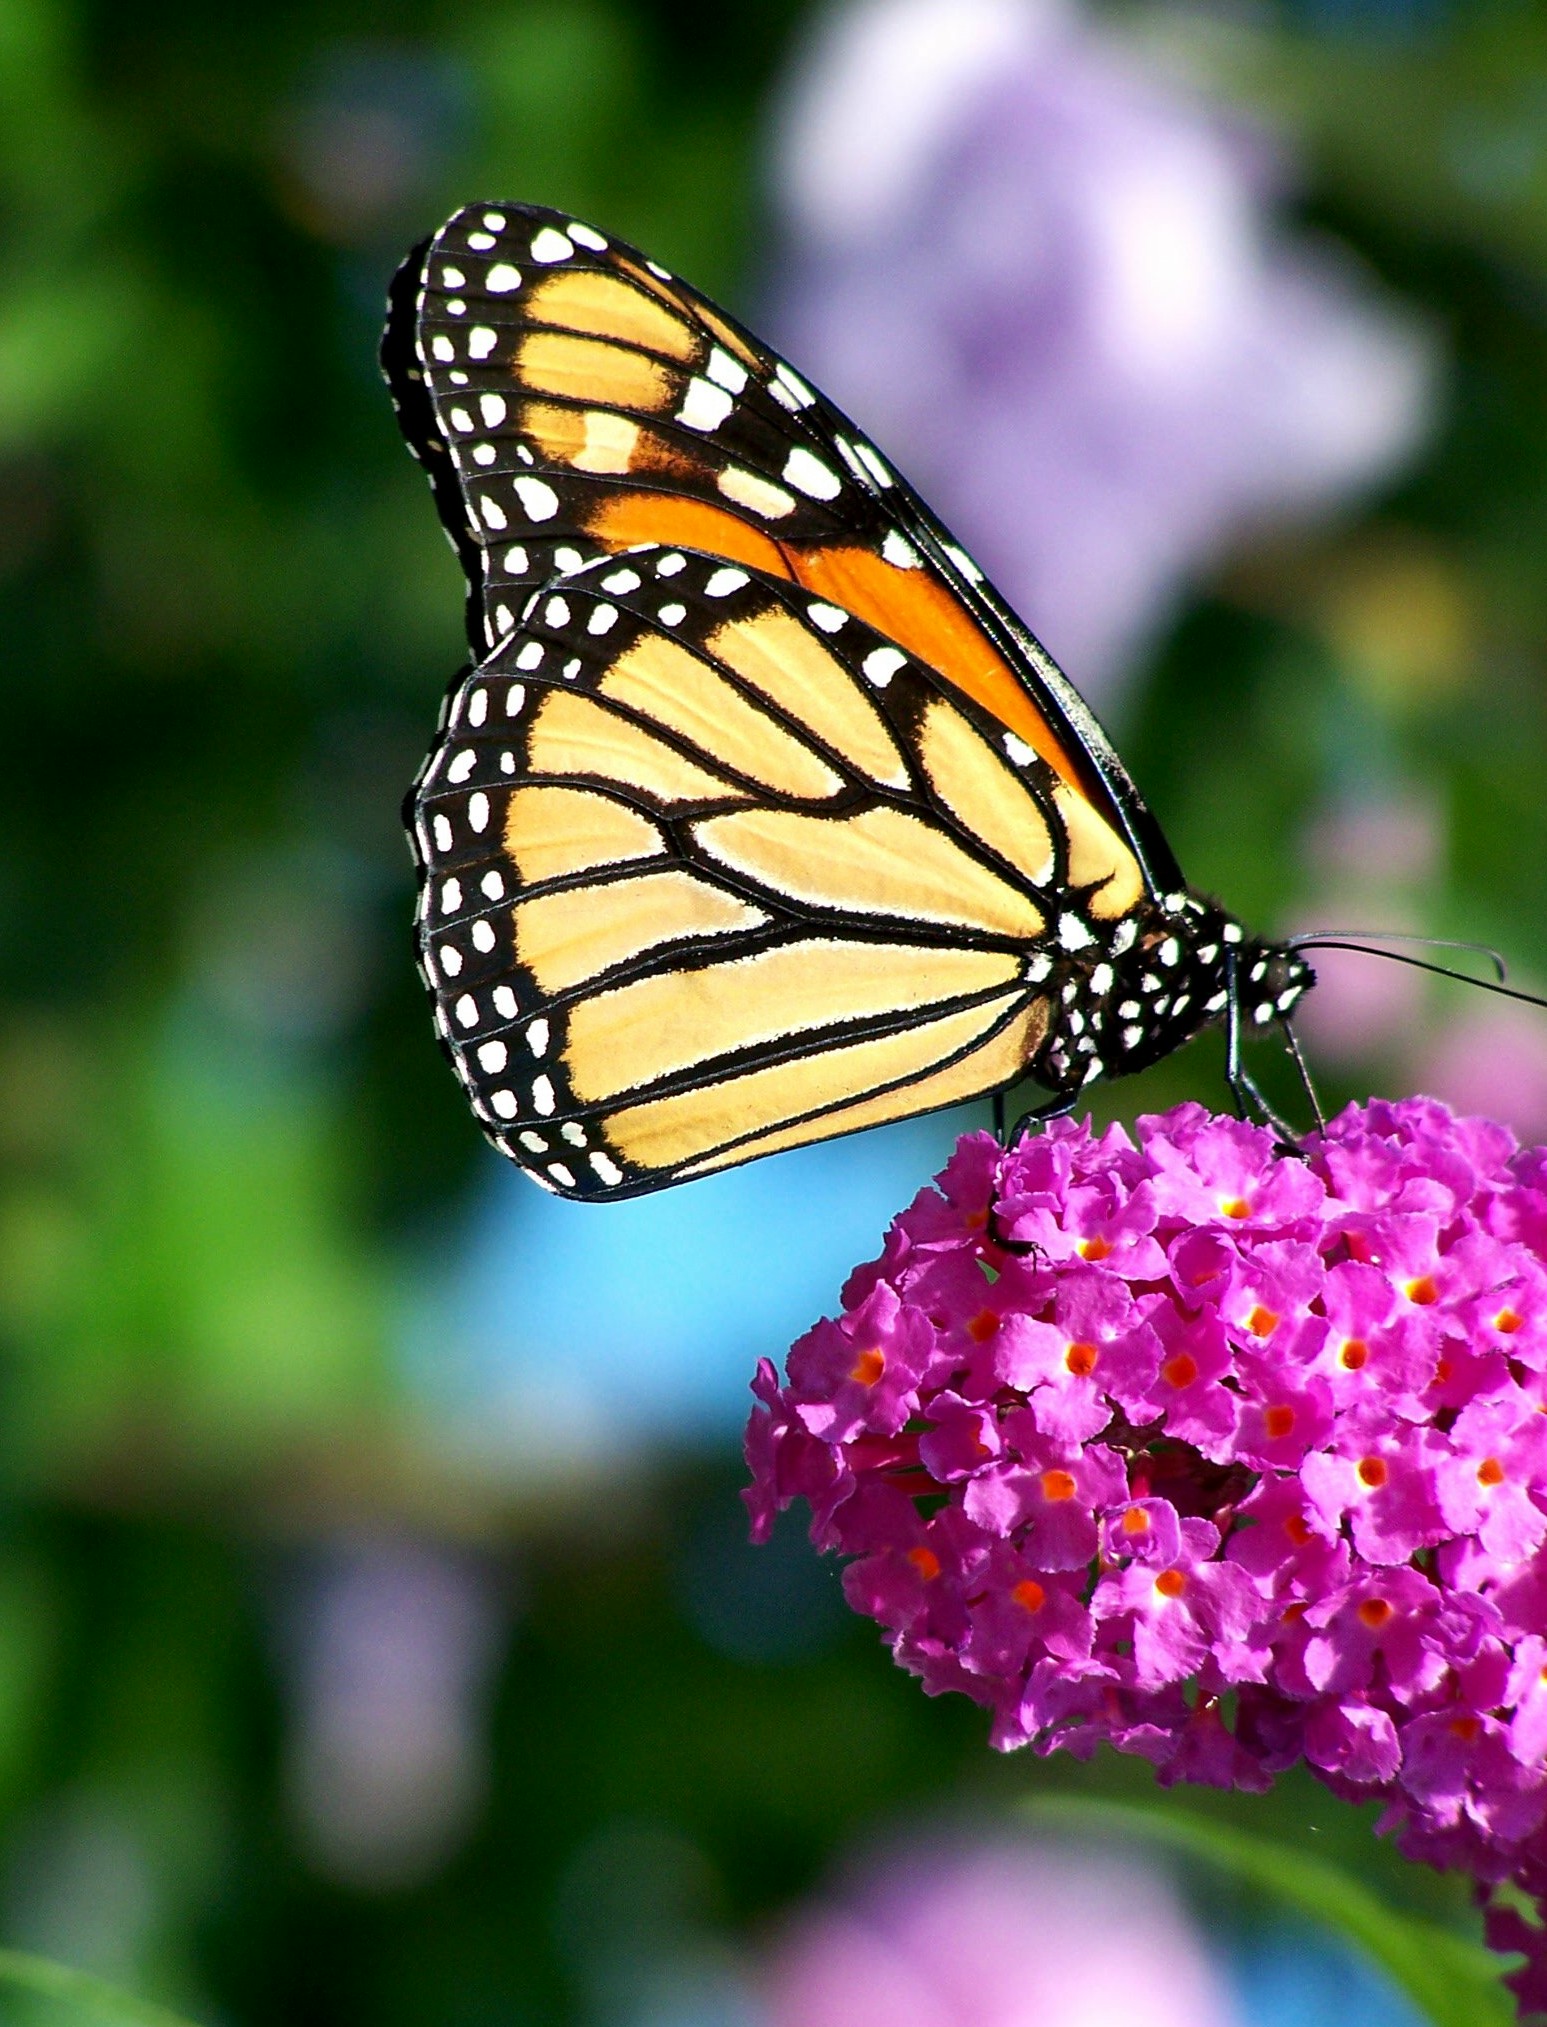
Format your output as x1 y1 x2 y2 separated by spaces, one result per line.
1287 927 1509 983
1291 939 1547 1012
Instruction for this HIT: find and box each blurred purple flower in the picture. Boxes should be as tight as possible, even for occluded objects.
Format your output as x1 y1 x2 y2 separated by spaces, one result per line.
767 0 1436 705
747 1099 1547 2011
1292 789 1444 1064
764 1834 1240 2027
280 1534 507 1888
1419 1005 1547 1144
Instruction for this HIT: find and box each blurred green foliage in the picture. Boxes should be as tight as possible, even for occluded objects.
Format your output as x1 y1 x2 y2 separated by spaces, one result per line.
0 0 1546 2021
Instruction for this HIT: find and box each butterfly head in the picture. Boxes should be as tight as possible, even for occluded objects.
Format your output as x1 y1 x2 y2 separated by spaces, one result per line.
1036 899 1315 1096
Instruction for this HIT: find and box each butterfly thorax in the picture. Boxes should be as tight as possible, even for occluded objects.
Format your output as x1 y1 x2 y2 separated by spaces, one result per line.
1031 896 1315 1097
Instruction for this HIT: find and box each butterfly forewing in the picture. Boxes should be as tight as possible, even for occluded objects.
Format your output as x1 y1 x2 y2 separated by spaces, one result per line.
383 201 1181 895
409 548 1156 1197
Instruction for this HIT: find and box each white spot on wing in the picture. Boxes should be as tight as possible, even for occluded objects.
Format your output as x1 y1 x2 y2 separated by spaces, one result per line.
478 496 507 530
774 363 815 407
543 595 570 628
532 1075 556 1115
430 335 455 363
659 602 686 625
530 227 574 263
569 222 608 251
783 446 842 500
678 377 734 431
590 1152 623 1186
480 393 508 426
485 262 521 292
490 1090 518 1118
468 327 497 360
586 602 619 635
468 792 490 834
718 466 795 519
601 567 642 594
706 346 748 394
807 601 846 633
455 994 478 1028
527 1018 550 1056
1002 733 1035 768
515 641 544 671
477 1040 508 1073
881 530 919 568
705 567 749 597
862 647 905 686
855 442 893 487
512 476 559 520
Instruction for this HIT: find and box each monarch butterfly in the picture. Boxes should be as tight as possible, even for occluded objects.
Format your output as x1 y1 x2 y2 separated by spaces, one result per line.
382 202 1317 1201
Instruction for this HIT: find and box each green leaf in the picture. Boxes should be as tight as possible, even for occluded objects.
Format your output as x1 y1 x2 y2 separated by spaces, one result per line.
0 1948 197 2027
1023 1795 1515 2027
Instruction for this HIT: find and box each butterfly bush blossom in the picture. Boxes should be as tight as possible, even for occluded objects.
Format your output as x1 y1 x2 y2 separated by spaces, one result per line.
745 1099 1547 2011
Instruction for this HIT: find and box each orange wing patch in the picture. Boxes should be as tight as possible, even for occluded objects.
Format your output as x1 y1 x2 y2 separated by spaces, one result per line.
586 494 793 579
788 544 1087 798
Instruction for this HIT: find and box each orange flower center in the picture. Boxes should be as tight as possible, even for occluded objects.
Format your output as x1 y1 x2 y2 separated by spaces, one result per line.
1264 1404 1296 1439
1012 1578 1046 1613
1340 1338 1369 1371
1449 1714 1481 1742
1221 1198 1251 1219
1284 1514 1313 1546
1357 1598 1393 1629
1162 1352 1199 1389
967 1309 1000 1343
1357 1455 1389 1490
1120 1505 1151 1537
1064 1340 1099 1377
1406 1275 1438 1306
1478 1456 1506 1487
1077 1235 1112 1261
1155 1568 1188 1599
1495 1307 1524 1335
850 1347 885 1386
908 1546 941 1580
1041 1469 1078 1503
1247 1304 1280 1337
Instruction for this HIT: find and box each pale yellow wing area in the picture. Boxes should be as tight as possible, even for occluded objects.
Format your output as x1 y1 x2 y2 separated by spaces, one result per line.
1051 782 1146 920
919 699 1055 886
604 990 1029 1172
514 870 769 995
597 635 841 800
503 785 664 886
526 690 746 806
566 940 1021 1102
515 331 674 413
706 608 909 791
679 995 1051 1176
693 805 1045 940
523 269 699 361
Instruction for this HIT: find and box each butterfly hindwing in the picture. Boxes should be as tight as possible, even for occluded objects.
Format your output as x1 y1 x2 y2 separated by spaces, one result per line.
383 201 1183 897
409 548 1156 1198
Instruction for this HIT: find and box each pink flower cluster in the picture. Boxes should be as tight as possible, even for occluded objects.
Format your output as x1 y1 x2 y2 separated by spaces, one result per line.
745 1099 1547 2010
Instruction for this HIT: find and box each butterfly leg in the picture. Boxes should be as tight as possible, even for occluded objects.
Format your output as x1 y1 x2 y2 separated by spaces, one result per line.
1225 954 1300 1145
992 1090 1007 1143
1005 1088 1080 1147
1280 1019 1325 1132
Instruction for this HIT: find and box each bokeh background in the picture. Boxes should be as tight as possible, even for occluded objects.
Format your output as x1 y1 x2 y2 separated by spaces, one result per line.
2 0 1546 2020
